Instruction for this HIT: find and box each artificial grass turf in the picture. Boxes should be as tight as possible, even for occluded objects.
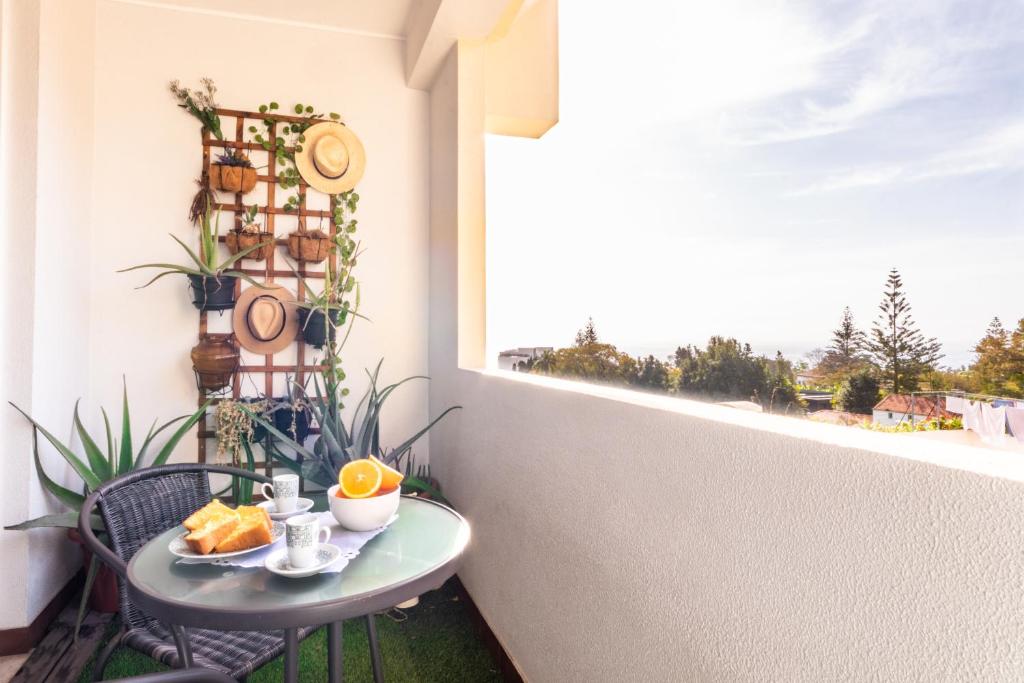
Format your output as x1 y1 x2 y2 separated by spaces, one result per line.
77 579 503 682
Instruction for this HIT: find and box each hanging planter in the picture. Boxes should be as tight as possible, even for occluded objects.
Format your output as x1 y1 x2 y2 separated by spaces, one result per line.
188 274 238 311
226 204 274 261
287 229 331 264
273 399 311 443
191 335 239 392
298 308 341 349
210 149 258 194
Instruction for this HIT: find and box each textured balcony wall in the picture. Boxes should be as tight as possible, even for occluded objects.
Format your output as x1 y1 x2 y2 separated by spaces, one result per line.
428 39 1024 683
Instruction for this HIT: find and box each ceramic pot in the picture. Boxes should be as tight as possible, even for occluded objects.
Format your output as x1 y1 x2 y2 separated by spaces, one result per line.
187 274 237 311
287 232 331 263
226 230 275 261
209 163 257 193
298 308 341 349
191 335 239 392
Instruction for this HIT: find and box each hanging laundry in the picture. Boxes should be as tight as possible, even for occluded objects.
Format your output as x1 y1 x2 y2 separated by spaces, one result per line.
978 403 1008 444
945 396 965 414
993 399 1015 408
1006 407 1024 444
962 400 982 434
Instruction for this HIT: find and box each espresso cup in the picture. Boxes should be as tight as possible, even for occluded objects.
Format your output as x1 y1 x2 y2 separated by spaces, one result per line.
261 473 299 513
285 513 331 568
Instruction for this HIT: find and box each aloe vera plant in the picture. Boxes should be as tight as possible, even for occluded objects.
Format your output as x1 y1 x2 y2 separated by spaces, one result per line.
118 197 269 288
250 360 459 496
5 381 210 638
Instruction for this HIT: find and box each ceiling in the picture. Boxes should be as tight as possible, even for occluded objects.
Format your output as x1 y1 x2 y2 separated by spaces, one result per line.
138 0 416 38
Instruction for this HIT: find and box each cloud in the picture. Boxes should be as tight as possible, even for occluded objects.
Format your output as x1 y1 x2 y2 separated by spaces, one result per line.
786 121 1024 195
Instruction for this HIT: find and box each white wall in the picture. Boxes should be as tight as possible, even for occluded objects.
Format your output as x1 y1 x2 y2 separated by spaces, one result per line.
428 41 1024 682
90 0 430 462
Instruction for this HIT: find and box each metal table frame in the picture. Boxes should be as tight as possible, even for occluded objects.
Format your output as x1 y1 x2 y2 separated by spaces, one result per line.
79 464 469 683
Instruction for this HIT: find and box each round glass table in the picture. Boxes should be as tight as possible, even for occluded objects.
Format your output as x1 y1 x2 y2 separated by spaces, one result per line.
126 496 470 682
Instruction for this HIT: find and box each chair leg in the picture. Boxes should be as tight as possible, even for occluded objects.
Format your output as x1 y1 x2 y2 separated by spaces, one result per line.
93 626 126 681
170 624 194 668
365 614 384 683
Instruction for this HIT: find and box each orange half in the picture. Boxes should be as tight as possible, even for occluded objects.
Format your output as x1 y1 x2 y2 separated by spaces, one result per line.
339 459 383 499
369 455 405 491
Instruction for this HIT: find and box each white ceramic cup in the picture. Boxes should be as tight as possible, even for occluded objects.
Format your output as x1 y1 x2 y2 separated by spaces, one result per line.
261 473 299 513
284 513 331 568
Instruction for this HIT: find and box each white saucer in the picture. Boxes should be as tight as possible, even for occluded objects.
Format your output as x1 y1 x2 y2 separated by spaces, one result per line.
257 497 314 520
264 544 341 578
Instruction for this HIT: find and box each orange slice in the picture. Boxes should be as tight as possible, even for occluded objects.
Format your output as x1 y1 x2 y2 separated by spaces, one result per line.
339 459 383 499
369 455 405 491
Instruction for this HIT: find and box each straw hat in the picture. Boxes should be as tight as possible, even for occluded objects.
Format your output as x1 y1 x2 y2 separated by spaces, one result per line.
232 285 299 354
294 122 365 194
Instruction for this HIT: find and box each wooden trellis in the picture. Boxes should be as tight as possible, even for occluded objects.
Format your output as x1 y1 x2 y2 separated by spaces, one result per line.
194 107 338 476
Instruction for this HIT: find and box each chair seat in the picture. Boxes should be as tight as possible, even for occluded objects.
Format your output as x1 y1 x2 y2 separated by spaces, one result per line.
123 622 320 679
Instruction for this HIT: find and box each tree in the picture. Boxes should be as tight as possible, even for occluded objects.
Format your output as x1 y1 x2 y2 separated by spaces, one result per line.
971 317 1015 396
819 307 870 380
835 370 881 415
575 317 599 346
530 343 636 384
634 355 669 391
867 268 942 393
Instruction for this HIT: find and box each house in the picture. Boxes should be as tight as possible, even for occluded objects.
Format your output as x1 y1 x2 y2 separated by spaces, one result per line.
497 346 553 371
872 394 958 426
799 390 834 413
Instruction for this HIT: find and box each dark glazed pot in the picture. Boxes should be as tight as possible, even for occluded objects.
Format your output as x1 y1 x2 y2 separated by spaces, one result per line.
273 402 311 443
298 308 341 349
188 274 238 311
191 335 239 392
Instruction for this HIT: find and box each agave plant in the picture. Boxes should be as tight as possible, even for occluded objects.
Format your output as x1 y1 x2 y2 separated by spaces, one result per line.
118 197 269 288
250 361 459 496
5 381 210 637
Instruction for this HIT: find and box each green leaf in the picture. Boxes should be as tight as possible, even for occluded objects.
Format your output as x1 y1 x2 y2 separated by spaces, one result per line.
382 406 460 466
73 401 110 482
11 404 102 492
26 430 87 510
5 512 103 531
294 104 304 114
305 105 313 114
169 234 215 275
101 408 115 475
149 400 211 467
118 379 133 475
74 555 99 642
259 104 268 113
330 112 340 120
270 101 279 110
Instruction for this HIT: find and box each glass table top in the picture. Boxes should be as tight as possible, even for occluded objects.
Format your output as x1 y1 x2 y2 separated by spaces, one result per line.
127 496 469 615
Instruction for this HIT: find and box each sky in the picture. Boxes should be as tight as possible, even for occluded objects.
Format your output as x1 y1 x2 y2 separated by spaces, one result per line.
486 0 1024 369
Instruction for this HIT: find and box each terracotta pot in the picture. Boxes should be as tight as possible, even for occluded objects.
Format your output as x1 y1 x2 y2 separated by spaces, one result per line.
226 230 275 261
191 335 239 391
66 529 119 613
210 163 257 193
287 231 331 263
187 274 238 311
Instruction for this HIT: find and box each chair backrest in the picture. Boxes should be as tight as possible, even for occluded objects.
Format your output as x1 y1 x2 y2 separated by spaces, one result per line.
96 470 212 628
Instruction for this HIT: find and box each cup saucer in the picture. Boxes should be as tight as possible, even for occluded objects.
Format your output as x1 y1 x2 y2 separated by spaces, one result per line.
264 544 341 578
257 497 314 520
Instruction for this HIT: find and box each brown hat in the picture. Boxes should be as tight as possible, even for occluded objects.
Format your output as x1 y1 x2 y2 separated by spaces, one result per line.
232 285 298 354
294 121 365 194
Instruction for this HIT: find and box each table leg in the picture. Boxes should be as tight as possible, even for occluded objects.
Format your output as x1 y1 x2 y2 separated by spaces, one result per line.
170 624 194 668
365 614 384 683
284 628 299 683
327 621 344 681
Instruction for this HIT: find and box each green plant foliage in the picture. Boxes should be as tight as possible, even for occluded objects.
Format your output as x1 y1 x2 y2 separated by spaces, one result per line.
6 381 210 637
835 370 882 415
169 78 223 140
248 361 460 490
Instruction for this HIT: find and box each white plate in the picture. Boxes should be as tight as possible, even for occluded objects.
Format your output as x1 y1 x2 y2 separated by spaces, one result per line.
264 544 342 578
257 497 314 520
169 521 285 560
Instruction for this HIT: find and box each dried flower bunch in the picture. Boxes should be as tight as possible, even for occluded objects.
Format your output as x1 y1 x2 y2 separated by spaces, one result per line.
216 399 266 464
170 77 223 140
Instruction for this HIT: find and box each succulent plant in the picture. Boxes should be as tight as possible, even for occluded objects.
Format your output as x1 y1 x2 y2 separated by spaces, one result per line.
215 149 254 167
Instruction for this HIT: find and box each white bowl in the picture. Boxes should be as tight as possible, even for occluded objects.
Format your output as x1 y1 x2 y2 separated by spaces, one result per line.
327 485 400 531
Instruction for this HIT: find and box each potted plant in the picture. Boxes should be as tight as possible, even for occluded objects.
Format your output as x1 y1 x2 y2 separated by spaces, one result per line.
169 77 223 140
252 360 459 499
192 334 239 392
226 205 274 261
210 148 258 194
120 198 269 311
286 227 332 263
5 382 209 637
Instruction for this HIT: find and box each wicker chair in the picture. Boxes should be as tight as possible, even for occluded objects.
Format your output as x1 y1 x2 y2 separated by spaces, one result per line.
110 669 237 683
78 464 320 682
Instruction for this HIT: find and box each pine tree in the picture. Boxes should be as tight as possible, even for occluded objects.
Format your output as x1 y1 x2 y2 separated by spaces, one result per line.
973 317 1013 395
867 268 942 393
574 317 599 346
819 306 869 379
